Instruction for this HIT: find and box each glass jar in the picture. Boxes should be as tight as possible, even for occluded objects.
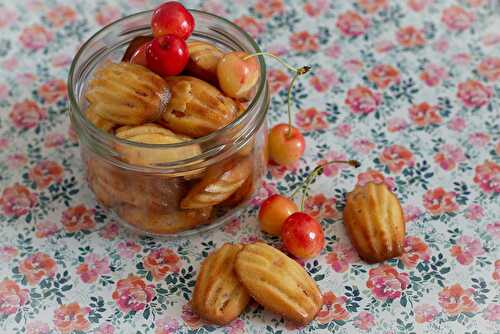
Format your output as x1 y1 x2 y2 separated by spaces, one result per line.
68 10 269 237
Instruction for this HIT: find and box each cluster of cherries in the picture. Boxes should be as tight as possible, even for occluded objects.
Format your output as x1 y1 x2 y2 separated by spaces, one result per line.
131 2 356 259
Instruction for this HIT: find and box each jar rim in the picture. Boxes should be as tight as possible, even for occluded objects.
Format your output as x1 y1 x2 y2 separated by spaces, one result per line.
68 9 267 152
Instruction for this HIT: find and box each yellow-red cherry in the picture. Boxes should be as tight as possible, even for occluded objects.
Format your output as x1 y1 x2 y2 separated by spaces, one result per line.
258 194 299 236
281 212 325 259
217 51 260 99
268 123 305 166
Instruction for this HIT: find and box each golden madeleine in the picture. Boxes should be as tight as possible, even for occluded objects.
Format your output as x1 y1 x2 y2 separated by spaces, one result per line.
192 243 250 325
162 76 239 137
115 123 201 166
180 157 252 209
343 182 405 263
234 242 322 325
85 62 170 125
185 41 224 84
85 104 115 132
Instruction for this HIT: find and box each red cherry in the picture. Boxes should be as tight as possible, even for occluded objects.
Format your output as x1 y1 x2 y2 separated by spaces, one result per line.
130 43 149 67
151 1 194 40
146 35 189 77
258 194 299 236
268 124 305 166
281 212 325 259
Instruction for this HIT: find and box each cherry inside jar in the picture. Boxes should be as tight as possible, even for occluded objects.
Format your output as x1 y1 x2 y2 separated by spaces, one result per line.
68 10 269 237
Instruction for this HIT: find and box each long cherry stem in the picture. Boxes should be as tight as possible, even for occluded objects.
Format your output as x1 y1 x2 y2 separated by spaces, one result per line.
243 52 310 138
290 160 361 211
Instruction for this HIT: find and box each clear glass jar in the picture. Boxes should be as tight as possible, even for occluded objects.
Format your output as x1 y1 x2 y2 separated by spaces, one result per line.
68 10 269 237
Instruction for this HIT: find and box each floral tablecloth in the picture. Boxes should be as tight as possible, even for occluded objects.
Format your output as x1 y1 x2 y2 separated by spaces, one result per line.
1 0 499 333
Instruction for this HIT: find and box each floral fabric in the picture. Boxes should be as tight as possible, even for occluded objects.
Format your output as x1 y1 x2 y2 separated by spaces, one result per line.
0 0 499 333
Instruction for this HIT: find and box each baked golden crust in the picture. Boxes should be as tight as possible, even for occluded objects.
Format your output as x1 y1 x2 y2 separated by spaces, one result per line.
116 204 212 234
85 104 115 132
343 182 405 263
185 41 224 84
234 242 323 325
114 123 201 166
180 157 252 209
162 76 239 137
192 243 250 325
85 62 170 125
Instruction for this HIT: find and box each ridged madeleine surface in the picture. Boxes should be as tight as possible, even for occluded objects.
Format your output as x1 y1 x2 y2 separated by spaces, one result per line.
185 41 224 84
343 182 405 263
192 243 250 325
115 123 201 166
85 105 115 132
85 62 170 125
162 76 238 137
180 157 252 209
117 204 212 234
234 242 322 325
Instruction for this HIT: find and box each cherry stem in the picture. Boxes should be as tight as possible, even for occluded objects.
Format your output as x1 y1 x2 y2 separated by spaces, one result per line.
290 160 361 211
243 52 310 138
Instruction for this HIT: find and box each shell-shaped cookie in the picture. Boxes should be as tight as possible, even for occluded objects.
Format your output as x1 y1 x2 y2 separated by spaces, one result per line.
221 173 254 207
185 41 224 84
234 242 322 325
85 62 170 125
343 182 405 263
116 204 212 234
85 105 115 132
115 123 201 166
192 243 250 325
162 76 239 137
180 157 252 209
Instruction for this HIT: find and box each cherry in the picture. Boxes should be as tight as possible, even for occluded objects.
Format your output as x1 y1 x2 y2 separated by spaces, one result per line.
268 123 305 166
130 43 149 67
151 1 194 40
122 36 153 62
217 51 260 100
146 35 189 77
281 212 325 259
258 194 298 236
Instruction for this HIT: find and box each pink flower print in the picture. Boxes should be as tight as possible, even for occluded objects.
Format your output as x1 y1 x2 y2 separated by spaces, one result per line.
267 69 289 94
112 275 155 313
478 57 500 81
407 0 430 12
2 57 18 71
434 144 466 171
357 0 388 14
240 234 260 244
223 219 241 235
374 40 395 53
325 243 359 273
26 320 50 334
17 73 37 85
252 181 277 206
95 323 115 334
387 117 408 133
143 248 181 280
465 204 484 221
368 64 400 89
354 311 375 330
400 236 431 268
414 304 438 323
35 221 60 238
318 151 348 177
420 64 447 87
44 133 66 148
0 138 8 150
353 139 375 155
9 100 47 130
409 102 442 127
304 0 329 17
201 0 227 16
95 5 120 26
473 160 500 193
309 69 338 92
442 6 474 31
325 43 341 58
483 304 500 321
493 260 500 284
19 25 52 51
52 54 72 68
486 222 500 239
403 205 423 222
290 31 319 52
356 168 396 191
423 187 459 215
396 26 426 48
0 7 17 29
482 33 500 46
234 16 265 39
336 11 369 37
466 0 486 6
345 85 381 115
269 161 298 179
344 59 364 73
432 37 449 52
452 53 472 66
7 154 28 169
457 80 492 108
155 316 180 334
450 235 485 265
99 223 119 240
438 284 478 315
366 265 409 300
0 84 8 100
20 252 57 285
0 246 18 262
117 240 141 259
181 302 205 329
335 124 351 138
226 319 245 334
76 253 110 283
447 116 466 131
254 0 284 18
296 107 329 132
0 279 29 315
379 145 415 173
0 183 37 217
469 132 490 147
